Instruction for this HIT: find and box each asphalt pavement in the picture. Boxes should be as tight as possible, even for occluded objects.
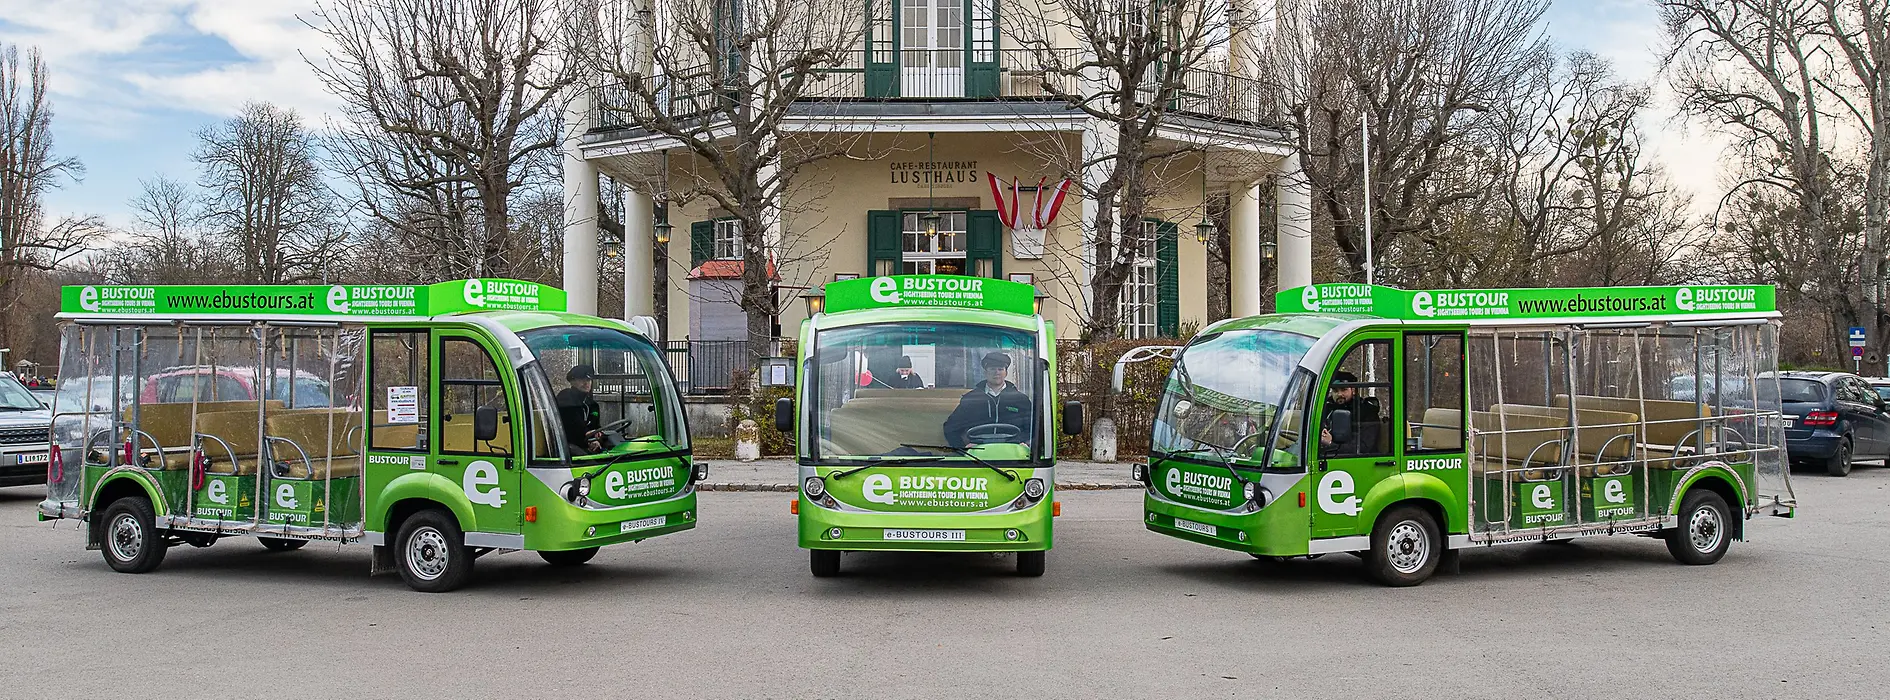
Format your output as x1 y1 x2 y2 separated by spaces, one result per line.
2 467 1887 699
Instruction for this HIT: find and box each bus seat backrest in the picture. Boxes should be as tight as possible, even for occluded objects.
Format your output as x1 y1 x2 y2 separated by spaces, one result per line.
1468 410 1566 465
125 400 285 448
266 409 365 459
1418 408 1463 450
824 398 955 455
440 412 514 454
853 387 975 402
1554 394 1715 455
1491 403 1639 461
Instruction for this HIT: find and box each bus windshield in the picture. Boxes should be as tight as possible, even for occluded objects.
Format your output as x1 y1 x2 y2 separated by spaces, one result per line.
520 325 687 461
811 322 1044 464
1153 329 1317 468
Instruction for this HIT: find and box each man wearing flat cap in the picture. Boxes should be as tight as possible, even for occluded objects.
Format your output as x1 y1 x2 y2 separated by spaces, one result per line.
942 351 1034 448
889 355 927 389
557 364 604 454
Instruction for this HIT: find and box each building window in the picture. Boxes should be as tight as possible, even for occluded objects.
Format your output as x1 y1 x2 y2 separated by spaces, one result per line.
901 211 967 275
713 219 741 260
1120 220 1159 339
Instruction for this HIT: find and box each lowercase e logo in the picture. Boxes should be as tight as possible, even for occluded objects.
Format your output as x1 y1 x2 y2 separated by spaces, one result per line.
862 473 898 504
1301 286 1321 312
1411 291 1436 317
869 277 901 304
79 286 100 312
463 460 507 507
1603 478 1627 504
1164 467 1182 497
275 483 300 509
207 478 229 505
1531 484 1556 509
463 279 486 308
326 285 351 313
1317 471 1361 516
1676 287 1694 312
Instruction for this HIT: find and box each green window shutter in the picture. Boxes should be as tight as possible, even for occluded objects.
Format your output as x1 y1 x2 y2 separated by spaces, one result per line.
1156 220 1179 337
865 0 896 97
967 210 1003 278
867 210 902 275
690 220 714 269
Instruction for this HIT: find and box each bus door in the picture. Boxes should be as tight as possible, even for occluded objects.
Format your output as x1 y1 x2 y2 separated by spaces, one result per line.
1311 334 1401 539
435 332 521 537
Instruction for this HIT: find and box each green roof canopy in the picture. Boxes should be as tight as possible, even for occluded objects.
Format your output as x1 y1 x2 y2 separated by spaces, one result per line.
1274 283 1776 321
59 279 567 319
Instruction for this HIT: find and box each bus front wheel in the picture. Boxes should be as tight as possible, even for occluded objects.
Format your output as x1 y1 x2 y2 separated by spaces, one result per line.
395 509 473 592
99 496 167 574
1366 505 1440 587
810 549 841 577
1665 489 1731 565
1017 550 1045 577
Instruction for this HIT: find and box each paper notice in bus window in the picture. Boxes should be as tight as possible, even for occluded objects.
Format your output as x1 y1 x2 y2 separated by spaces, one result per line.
387 386 419 424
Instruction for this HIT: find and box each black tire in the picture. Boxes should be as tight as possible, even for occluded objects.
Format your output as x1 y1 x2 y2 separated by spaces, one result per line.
259 537 307 552
1665 489 1733 565
99 497 167 574
1826 438 1853 477
809 549 841 577
1366 505 1441 587
1016 550 1046 577
539 547 599 566
394 509 473 592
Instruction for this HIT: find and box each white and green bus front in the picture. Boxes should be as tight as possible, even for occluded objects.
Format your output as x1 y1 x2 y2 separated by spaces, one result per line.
779 276 1080 577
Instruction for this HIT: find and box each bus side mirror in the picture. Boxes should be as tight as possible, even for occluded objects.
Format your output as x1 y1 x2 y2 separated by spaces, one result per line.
774 397 794 433
1062 401 1084 436
474 407 499 442
1327 409 1354 445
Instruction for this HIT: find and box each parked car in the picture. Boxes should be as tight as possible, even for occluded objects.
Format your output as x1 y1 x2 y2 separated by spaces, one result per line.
0 373 53 487
1867 377 1890 403
1780 371 1890 476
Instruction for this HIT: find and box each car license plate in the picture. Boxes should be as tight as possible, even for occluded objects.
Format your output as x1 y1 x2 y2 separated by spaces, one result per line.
17 453 48 465
1173 518 1216 536
882 528 965 542
619 516 666 533
1782 416 1795 427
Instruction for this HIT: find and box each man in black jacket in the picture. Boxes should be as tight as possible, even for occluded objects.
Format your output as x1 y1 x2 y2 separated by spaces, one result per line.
942 351 1034 448
557 364 604 455
888 356 927 389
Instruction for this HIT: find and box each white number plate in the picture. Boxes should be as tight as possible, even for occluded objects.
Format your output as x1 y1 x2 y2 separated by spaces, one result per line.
17 453 49 465
619 516 666 533
882 528 966 542
1173 518 1217 536
1781 416 1795 427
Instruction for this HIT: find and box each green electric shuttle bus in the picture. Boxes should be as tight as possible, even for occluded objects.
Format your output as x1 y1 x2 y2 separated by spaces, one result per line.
37 279 704 592
1129 283 1796 586
775 275 1081 577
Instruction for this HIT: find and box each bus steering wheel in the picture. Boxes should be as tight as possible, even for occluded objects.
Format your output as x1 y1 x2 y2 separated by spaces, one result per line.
964 423 1022 444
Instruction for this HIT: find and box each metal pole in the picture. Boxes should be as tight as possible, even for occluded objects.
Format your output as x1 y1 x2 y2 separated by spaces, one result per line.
1361 111 1374 286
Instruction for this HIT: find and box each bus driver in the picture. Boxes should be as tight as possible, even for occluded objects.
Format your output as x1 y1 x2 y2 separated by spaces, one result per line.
942 351 1034 448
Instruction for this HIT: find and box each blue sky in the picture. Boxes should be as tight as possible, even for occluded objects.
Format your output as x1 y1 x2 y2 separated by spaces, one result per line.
7 0 1721 227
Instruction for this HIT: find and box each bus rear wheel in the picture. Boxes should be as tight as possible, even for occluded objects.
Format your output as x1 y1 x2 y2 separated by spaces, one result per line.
1665 489 1732 565
1016 550 1045 577
259 537 307 552
539 547 599 566
99 496 167 574
810 549 841 577
1366 505 1440 587
396 509 473 592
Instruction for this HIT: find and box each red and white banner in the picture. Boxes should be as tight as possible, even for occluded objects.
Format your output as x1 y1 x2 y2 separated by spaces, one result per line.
987 173 1073 229
1032 177 1072 229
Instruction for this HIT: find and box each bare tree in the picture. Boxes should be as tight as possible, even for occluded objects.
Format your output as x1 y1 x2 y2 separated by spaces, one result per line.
1813 0 1889 339
1003 0 1250 341
194 102 347 284
309 0 583 277
107 176 224 284
0 43 98 352
1262 0 1550 283
580 0 869 361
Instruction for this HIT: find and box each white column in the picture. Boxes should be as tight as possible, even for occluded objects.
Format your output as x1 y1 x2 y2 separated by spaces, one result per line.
1275 151 1314 291
1229 181 1262 317
562 88 600 315
1078 121 1117 316
623 188 654 320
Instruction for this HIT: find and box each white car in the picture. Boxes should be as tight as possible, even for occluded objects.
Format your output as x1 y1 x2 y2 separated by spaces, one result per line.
0 373 52 487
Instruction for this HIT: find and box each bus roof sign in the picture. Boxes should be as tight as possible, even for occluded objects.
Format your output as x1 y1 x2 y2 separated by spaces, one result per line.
59 278 567 318
1275 283 1775 320
821 275 1037 315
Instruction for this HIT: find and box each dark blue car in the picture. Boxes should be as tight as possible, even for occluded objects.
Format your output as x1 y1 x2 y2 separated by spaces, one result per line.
1780 371 1890 476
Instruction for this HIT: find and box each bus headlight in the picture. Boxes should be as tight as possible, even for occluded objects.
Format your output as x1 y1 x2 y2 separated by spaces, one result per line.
1023 478 1046 500
804 476 826 498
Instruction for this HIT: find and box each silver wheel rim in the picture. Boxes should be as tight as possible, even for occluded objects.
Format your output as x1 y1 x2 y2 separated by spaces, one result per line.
405 527 450 581
1386 520 1430 575
108 512 144 562
1688 504 1723 553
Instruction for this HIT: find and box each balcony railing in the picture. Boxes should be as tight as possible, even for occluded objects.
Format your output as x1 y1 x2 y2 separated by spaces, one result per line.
590 48 1274 133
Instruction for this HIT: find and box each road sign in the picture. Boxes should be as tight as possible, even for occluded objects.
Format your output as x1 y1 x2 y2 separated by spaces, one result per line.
1854 346 1865 358
1851 327 1868 347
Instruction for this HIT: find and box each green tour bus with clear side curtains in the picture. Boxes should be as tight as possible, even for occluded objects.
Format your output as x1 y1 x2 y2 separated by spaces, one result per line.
38 279 704 591
1125 283 1797 586
775 275 1083 577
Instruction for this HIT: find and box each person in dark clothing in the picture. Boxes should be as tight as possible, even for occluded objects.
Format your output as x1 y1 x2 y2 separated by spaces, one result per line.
889 355 927 389
1319 370 1383 454
942 351 1034 448
557 364 604 455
